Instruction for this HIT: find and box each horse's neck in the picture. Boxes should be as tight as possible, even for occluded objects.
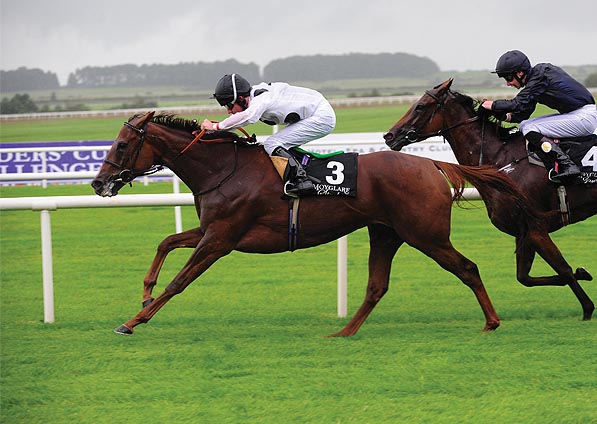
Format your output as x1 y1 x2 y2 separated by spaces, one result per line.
446 120 519 167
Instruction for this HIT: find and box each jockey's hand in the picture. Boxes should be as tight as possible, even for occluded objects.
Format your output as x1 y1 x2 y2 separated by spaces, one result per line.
200 119 218 131
481 100 493 110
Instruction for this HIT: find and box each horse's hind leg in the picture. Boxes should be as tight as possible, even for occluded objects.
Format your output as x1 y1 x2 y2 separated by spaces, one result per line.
142 227 204 307
515 236 592 286
414 239 500 332
329 224 402 337
516 232 594 320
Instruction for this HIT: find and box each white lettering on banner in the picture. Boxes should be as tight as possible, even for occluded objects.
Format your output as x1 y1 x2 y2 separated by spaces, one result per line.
73 151 107 161
314 183 351 195
7 151 63 163
1 147 108 175
308 142 456 163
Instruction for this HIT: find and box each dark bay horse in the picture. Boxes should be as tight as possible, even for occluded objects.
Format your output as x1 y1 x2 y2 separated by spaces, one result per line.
384 79 595 320
92 111 541 336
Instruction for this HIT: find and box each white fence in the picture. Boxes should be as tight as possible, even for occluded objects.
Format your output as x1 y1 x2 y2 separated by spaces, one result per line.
1 134 470 323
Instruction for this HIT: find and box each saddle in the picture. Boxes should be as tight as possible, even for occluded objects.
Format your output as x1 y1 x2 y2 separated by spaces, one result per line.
526 134 597 185
271 148 358 197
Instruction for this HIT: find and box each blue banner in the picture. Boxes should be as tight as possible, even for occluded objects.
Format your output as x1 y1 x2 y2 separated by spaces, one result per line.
0 140 113 174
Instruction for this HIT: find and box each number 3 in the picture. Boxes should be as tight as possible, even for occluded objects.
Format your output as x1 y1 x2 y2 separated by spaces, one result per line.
326 161 345 185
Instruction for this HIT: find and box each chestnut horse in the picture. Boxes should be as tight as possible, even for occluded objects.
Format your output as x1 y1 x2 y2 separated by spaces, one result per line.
384 79 595 320
92 111 540 336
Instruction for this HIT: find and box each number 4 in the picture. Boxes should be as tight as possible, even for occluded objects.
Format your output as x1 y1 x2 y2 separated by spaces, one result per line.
581 146 597 171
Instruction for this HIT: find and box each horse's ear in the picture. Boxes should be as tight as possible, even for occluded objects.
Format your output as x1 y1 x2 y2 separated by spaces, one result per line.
434 79 453 92
139 111 155 125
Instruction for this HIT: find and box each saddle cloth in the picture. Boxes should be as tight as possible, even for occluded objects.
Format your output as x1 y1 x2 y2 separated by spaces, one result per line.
272 148 358 197
527 134 597 184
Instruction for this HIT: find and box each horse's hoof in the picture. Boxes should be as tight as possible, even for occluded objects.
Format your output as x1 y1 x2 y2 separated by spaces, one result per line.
482 321 500 332
576 267 593 281
114 324 133 335
142 298 154 308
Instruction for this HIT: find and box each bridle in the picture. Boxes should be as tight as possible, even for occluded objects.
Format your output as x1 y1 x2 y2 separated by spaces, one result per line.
104 119 257 195
103 121 164 183
400 90 481 143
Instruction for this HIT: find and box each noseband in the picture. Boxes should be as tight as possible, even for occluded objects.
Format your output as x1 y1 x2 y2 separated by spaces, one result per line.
103 121 164 183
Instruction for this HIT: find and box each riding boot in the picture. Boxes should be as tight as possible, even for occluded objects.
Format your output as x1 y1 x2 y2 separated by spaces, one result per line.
526 134 580 182
271 146 314 197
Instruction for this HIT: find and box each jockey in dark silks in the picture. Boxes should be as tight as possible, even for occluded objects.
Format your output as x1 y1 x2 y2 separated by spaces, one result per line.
481 50 597 182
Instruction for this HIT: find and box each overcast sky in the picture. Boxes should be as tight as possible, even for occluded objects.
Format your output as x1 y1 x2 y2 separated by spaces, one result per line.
2 0 596 85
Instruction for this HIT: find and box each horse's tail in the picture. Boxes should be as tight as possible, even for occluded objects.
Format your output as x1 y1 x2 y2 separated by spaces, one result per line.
432 161 544 236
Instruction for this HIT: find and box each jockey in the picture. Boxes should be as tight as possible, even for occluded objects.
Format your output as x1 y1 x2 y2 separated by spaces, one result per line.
481 50 597 182
201 74 336 196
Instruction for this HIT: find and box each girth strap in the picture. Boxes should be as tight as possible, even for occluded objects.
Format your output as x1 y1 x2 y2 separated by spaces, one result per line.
288 198 300 251
556 185 571 226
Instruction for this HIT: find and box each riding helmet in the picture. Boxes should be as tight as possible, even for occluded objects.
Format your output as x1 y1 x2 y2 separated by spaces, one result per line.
213 74 252 107
492 50 532 78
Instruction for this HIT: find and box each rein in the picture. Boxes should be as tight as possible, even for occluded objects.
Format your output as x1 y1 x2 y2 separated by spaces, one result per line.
178 125 253 156
192 141 239 196
176 125 252 195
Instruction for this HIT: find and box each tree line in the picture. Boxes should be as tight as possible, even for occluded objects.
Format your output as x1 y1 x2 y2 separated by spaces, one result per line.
1 52 440 92
1 67 60 92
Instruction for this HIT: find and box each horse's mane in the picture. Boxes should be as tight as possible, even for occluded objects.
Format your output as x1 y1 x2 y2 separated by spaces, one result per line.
126 113 200 133
127 112 255 144
449 90 519 139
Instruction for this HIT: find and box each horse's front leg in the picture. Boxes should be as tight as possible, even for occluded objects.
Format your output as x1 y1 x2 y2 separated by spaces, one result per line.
142 227 204 307
115 231 234 335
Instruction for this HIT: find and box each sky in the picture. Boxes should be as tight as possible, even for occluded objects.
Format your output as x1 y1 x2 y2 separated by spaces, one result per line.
2 0 596 86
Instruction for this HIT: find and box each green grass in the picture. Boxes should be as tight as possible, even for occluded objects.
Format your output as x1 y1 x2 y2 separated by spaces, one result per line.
1 183 596 423
0 105 409 142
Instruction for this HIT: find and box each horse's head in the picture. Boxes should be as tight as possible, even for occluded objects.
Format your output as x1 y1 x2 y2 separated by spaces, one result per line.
91 111 161 197
383 79 454 150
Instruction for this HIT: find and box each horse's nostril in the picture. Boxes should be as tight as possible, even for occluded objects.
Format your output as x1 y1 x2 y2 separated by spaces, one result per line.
383 132 394 142
91 179 102 190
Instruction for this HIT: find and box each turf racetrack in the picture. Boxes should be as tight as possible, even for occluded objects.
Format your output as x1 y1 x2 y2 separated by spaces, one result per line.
1 182 595 423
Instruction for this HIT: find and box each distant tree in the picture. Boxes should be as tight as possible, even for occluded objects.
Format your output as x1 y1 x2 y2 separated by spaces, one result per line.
66 59 260 89
0 93 39 114
263 52 440 82
0 67 60 92
585 73 597 88
112 96 158 109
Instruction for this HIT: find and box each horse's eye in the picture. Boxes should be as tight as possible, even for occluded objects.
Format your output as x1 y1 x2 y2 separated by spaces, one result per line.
116 142 128 152
414 104 426 113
